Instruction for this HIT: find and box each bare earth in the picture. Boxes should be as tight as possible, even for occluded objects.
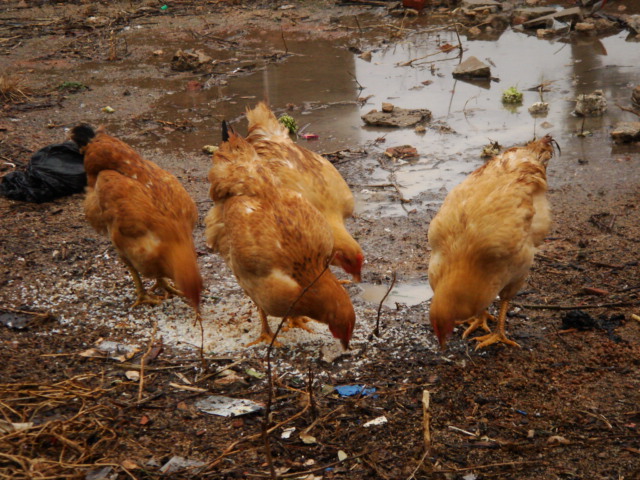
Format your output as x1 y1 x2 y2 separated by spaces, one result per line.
1 1 639 479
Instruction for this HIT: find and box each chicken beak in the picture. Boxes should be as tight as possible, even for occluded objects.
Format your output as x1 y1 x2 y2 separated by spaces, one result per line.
352 272 362 283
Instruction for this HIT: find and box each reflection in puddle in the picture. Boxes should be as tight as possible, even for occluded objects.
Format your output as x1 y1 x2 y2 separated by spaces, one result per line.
359 281 432 308
86 19 640 215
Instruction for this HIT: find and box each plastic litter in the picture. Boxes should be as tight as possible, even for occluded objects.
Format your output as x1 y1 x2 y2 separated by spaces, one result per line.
363 415 388 427
195 395 263 417
0 141 86 203
335 385 377 397
159 456 205 475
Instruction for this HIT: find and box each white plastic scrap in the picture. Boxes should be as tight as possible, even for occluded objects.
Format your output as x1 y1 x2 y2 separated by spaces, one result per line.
195 395 264 417
363 415 388 427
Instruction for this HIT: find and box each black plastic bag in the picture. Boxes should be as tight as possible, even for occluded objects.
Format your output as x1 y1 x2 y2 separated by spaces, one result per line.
0 141 87 203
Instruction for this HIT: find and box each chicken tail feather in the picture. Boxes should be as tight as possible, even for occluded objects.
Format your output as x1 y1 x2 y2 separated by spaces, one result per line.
209 134 276 200
246 101 290 143
221 120 234 143
70 124 96 150
167 242 203 310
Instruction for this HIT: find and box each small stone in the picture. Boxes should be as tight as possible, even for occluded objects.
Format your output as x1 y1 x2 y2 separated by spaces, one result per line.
382 102 394 113
575 22 596 32
452 56 491 78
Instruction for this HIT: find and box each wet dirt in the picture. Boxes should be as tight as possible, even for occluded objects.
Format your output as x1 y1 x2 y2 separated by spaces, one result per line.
1 1 640 479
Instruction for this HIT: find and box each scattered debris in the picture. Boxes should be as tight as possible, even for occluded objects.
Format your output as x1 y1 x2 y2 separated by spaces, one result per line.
481 140 501 158
561 310 625 342
195 395 264 417
502 86 523 104
452 56 491 79
320 342 352 363
159 456 206 475
171 49 213 72
518 6 563 28
281 427 296 439
300 432 317 444
335 385 377 397
245 367 265 379
279 114 298 134
363 415 388 427
301 133 319 140
632 85 640 107
359 51 372 61
384 145 419 160
0 141 86 203
202 144 219 154
101 106 115 113
611 121 640 143
528 101 549 116
78 339 140 362
57 81 88 93
575 90 607 116
547 435 571 445
361 105 431 128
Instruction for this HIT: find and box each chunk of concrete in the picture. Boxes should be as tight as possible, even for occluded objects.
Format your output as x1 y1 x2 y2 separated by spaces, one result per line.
452 56 491 78
362 107 432 128
611 122 640 143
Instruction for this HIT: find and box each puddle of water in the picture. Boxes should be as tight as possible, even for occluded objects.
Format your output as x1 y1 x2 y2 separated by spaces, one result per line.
359 281 432 308
74 15 640 215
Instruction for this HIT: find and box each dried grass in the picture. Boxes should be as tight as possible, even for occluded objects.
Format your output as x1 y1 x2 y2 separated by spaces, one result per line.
0 76 31 104
0 374 120 480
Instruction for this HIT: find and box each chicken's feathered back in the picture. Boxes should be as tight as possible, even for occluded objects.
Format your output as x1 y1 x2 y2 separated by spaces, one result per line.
428 135 555 349
243 102 364 281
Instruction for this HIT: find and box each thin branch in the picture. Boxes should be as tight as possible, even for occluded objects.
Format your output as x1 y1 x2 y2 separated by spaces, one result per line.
261 254 337 478
616 103 640 117
374 271 397 337
138 321 158 402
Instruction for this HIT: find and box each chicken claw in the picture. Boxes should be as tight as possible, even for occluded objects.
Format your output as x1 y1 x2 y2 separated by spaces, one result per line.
245 308 283 347
153 278 184 298
473 300 520 350
131 291 164 309
473 332 521 350
282 316 315 333
459 311 494 339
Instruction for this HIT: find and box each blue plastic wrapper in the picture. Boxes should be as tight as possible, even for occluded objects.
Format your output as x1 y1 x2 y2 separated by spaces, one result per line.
335 385 377 397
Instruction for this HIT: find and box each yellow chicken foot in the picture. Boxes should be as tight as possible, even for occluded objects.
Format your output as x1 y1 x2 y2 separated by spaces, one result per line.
122 259 163 308
245 308 282 347
152 278 184 298
459 311 494 339
473 300 521 350
282 316 315 333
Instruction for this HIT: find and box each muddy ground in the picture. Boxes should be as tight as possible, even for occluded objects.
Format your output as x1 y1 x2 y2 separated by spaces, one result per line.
1 1 640 479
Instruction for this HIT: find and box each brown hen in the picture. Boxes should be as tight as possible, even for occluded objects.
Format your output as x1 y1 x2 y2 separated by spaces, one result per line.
428 135 556 349
243 102 364 282
205 133 356 348
71 125 202 310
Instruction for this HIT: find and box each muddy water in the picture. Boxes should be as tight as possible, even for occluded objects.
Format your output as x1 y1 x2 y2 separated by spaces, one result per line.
114 19 639 309
122 21 640 211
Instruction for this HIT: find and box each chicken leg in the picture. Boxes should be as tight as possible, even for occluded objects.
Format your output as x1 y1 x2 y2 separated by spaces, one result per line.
459 310 493 339
282 316 315 333
473 300 521 350
152 278 183 299
122 258 163 308
246 308 282 347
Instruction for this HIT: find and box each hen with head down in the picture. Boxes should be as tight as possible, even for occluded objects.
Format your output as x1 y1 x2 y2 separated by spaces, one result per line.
71 125 202 311
205 132 356 349
428 135 556 350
